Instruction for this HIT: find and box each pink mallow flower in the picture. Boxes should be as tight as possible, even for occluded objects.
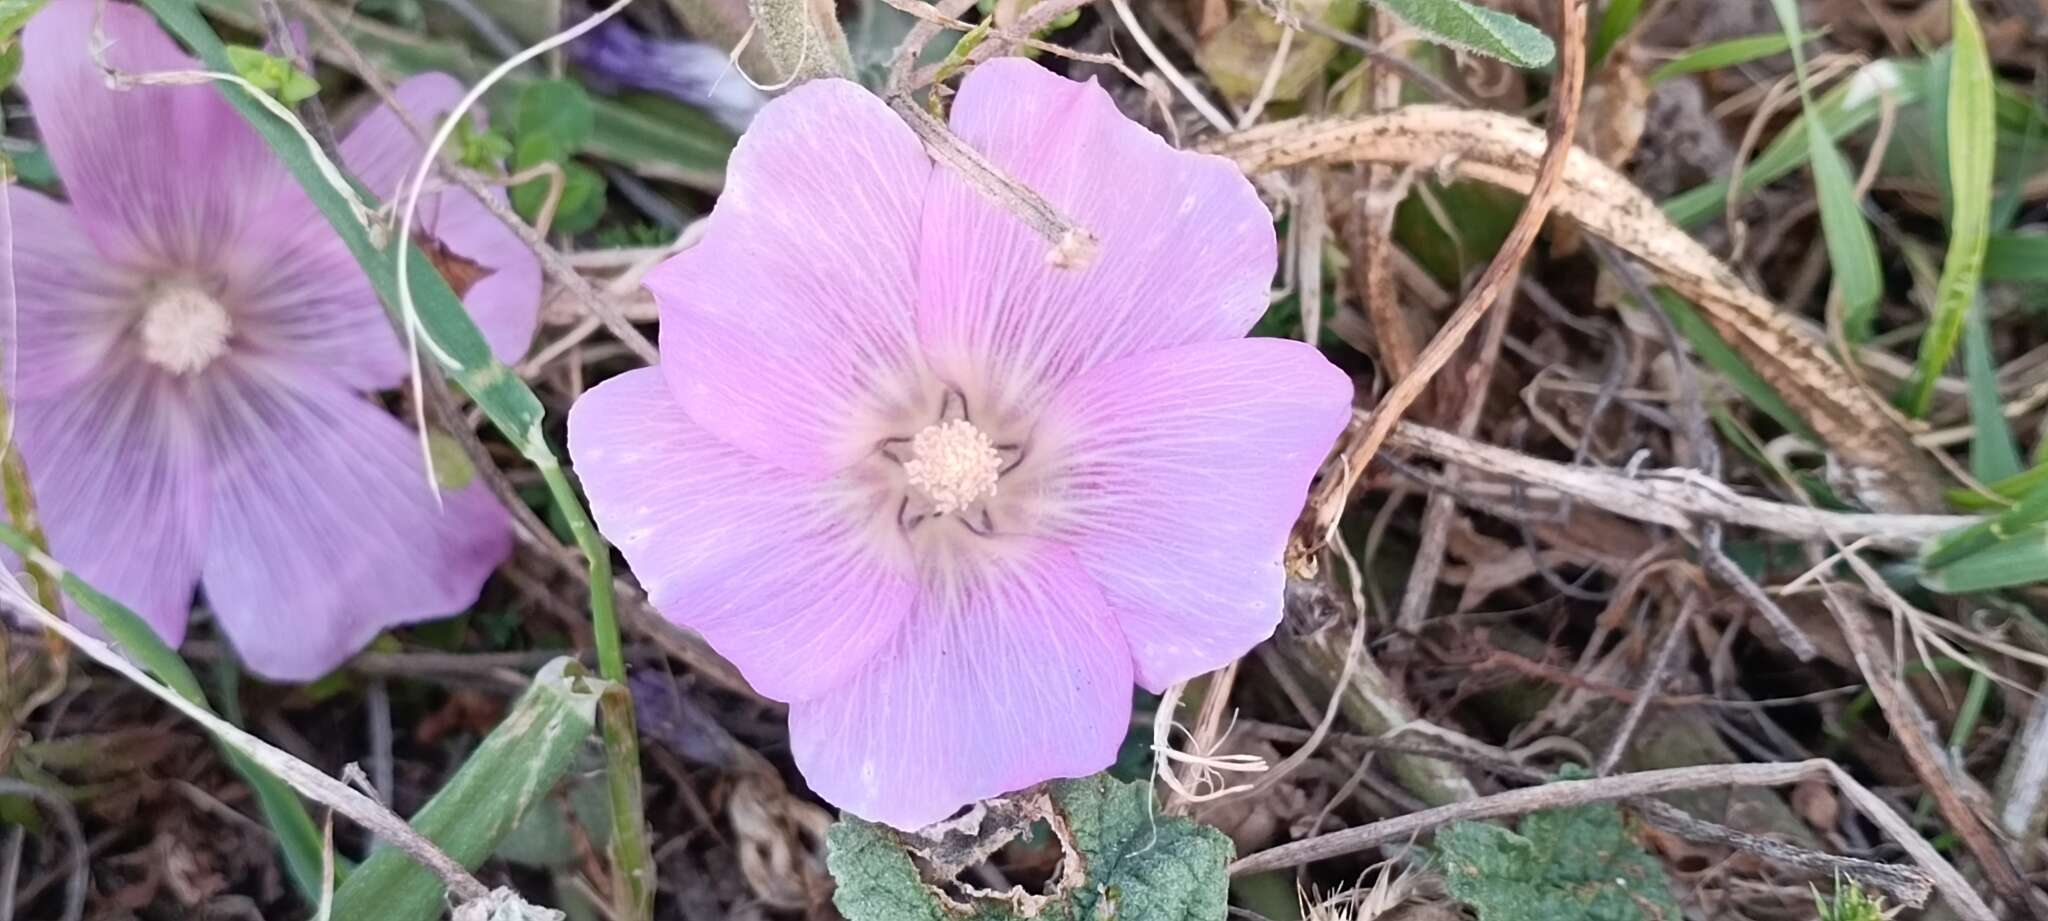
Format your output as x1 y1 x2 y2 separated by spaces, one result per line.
9 0 540 680
568 59 1353 828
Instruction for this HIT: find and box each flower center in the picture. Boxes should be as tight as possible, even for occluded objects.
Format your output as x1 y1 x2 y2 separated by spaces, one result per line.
137 282 233 375
902 419 1002 515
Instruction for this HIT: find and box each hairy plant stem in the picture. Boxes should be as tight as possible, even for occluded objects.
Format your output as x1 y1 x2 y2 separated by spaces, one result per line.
538 459 651 919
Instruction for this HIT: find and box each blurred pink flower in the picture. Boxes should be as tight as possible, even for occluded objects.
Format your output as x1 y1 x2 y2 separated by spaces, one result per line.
8 0 539 680
569 59 1351 828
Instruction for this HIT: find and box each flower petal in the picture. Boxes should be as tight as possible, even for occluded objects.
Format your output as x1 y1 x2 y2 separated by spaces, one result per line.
12 365 209 647
788 545 1131 829
916 59 1277 419
7 189 129 400
21 0 285 264
338 73 542 365
232 73 541 391
195 365 511 681
1027 338 1352 690
647 79 931 475
567 368 915 701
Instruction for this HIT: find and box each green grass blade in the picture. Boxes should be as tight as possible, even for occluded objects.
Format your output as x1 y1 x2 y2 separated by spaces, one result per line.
1590 0 1644 70
1368 0 1556 68
1762 0 1882 340
1651 290 1819 441
330 659 604 921
1651 29 1824 84
1962 308 2021 482
1661 60 1920 228
1904 0 1995 416
1982 230 2048 282
0 524 331 901
1921 524 2048 592
1805 126 1884 339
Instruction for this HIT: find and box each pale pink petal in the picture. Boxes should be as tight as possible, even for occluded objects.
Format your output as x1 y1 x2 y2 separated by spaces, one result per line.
1026 338 1352 690
195 364 511 681
20 0 285 264
647 79 931 475
232 73 541 391
12 365 210 646
7 190 130 400
567 368 915 701
916 59 1277 419
337 73 542 365
788 545 1131 829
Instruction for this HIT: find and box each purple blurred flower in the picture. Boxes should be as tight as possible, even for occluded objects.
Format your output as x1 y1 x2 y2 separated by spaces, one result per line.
568 60 1351 828
572 21 765 132
9 0 540 680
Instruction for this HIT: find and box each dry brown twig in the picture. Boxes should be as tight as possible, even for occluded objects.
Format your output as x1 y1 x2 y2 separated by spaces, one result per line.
1282 0 1590 573
1212 106 1947 515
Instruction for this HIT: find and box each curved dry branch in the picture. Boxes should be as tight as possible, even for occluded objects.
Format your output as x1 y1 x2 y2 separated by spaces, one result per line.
1210 105 1946 514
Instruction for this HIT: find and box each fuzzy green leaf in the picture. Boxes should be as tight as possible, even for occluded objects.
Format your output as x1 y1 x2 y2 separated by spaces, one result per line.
1368 0 1555 68
329 659 604 921
1437 801 1679 921
828 775 1232 921
515 79 596 151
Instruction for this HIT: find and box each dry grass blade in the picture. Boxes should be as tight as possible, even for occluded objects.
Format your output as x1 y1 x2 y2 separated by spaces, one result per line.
1211 105 1947 513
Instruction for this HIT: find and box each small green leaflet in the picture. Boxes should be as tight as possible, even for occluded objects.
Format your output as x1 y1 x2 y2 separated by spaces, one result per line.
828 775 1232 921
1367 0 1555 69
223 44 321 106
0 0 48 38
1436 800 1680 921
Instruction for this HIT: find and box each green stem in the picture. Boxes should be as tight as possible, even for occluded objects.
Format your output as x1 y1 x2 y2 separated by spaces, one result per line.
539 459 650 918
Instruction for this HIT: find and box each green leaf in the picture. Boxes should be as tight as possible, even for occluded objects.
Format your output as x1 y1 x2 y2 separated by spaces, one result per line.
828 775 1232 921
329 659 605 921
1650 29 1824 84
1962 308 2022 482
191 0 732 190
0 40 21 89
1983 230 2048 282
1436 800 1679 921
1367 0 1555 68
515 79 596 151
1905 0 1996 416
223 44 321 105
509 134 607 235
0 0 49 38
1920 524 2048 592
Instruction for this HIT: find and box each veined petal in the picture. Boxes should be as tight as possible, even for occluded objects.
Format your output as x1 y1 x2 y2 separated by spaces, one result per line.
196 364 511 681
788 545 1131 829
20 0 285 265
11 365 209 647
1026 338 1351 691
567 368 915 701
8 190 131 400
338 73 541 366
648 79 931 476
916 59 1277 420
234 73 540 391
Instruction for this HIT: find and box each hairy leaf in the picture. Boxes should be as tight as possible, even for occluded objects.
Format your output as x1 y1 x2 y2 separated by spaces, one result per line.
1368 0 1554 68
1436 801 1679 921
829 775 1232 921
